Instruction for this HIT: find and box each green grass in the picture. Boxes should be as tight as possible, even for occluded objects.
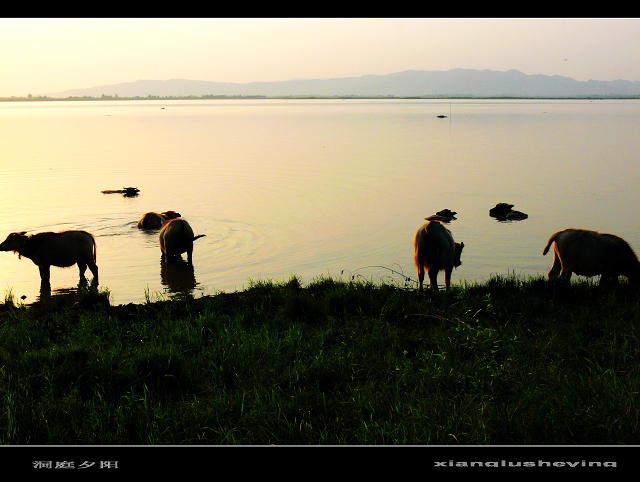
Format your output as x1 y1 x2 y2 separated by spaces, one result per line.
1 275 640 444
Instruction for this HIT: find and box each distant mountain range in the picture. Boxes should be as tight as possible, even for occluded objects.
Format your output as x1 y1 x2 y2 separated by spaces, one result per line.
45 69 640 98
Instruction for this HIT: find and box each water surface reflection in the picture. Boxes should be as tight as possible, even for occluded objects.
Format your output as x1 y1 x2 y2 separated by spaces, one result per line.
160 257 200 298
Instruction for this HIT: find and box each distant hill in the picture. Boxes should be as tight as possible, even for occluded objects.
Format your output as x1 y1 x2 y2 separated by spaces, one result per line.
45 69 640 98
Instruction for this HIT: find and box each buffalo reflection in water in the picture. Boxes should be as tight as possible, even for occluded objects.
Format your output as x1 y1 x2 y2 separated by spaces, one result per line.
30 282 109 310
489 210 529 223
32 285 77 308
160 257 201 298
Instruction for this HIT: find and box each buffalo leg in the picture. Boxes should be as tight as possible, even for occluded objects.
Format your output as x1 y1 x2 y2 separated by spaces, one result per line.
444 267 453 290
39 280 52 300
87 261 99 286
548 251 562 279
417 265 425 291
78 260 99 286
78 261 88 283
559 263 573 280
427 269 439 292
38 265 51 283
599 273 615 285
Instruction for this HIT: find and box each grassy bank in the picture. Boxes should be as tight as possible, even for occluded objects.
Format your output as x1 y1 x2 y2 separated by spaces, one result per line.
1 275 639 444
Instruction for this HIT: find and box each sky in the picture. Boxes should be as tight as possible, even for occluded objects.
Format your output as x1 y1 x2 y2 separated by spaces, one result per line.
1 18 639 97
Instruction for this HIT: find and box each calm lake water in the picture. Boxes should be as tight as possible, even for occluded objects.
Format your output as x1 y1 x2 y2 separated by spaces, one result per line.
1 98 639 305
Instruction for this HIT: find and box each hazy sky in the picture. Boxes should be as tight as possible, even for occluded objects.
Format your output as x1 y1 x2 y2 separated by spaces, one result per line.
1 18 639 97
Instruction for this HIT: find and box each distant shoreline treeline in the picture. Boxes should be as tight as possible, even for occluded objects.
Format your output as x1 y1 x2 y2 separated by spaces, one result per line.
3 94 640 102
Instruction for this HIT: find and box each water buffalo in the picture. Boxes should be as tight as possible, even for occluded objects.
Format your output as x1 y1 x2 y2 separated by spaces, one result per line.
543 228 640 283
489 203 514 216
413 220 464 291
102 187 140 197
159 219 206 265
489 203 528 222
505 210 528 220
425 209 457 223
137 210 182 229
436 209 457 219
0 230 98 286
425 214 454 223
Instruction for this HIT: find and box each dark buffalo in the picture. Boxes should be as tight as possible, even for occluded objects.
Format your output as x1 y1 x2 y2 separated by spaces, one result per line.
489 203 528 222
159 219 206 265
101 187 140 197
0 230 98 286
505 210 528 220
425 214 454 223
425 209 457 223
413 220 464 292
489 203 514 216
436 209 457 219
543 228 640 283
137 210 182 229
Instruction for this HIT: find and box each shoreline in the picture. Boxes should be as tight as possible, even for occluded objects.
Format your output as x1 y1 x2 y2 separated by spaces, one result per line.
2 274 640 444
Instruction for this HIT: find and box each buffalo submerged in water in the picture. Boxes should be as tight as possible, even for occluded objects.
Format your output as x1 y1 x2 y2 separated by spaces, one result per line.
137 210 182 229
0 230 99 288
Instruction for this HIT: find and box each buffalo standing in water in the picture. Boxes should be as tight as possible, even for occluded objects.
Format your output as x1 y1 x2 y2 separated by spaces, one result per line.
137 210 182 229
159 219 206 265
543 228 640 284
413 220 464 292
0 230 99 287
